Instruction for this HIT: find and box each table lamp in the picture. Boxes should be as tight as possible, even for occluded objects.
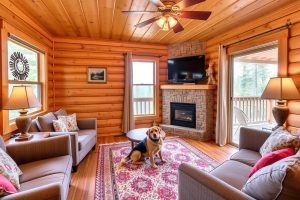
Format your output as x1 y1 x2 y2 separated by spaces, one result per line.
261 77 300 130
3 86 41 141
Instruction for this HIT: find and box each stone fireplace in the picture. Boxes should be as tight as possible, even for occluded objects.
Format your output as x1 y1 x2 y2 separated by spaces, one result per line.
160 85 216 141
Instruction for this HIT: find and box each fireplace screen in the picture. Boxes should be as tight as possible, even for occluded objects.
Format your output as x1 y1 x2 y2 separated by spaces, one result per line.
171 102 196 128
175 110 193 122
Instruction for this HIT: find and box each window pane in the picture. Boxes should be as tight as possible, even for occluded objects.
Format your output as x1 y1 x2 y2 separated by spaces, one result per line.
133 61 154 84
8 84 41 120
8 40 38 81
133 85 154 115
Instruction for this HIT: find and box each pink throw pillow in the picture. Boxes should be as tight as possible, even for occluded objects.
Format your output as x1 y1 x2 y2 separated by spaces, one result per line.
0 174 17 196
249 148 295 177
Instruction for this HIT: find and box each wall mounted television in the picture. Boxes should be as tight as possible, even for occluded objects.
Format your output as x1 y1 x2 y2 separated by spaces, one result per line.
168 55 206 84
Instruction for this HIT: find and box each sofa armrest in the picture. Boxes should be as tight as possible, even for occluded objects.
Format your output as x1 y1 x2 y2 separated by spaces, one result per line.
179 163 254 200
1 183 63 200
239 127 271 152
77 118 97 130
49 132 79 166
6 135 71 165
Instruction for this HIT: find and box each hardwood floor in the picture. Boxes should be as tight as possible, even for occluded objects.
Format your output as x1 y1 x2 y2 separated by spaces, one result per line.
67 136 237 200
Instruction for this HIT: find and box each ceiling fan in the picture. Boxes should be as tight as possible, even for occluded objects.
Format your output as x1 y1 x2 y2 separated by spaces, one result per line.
122 0 212 33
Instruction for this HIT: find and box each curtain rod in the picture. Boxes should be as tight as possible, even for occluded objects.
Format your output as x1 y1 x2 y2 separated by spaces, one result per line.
8 33 45 54
223 21 292 48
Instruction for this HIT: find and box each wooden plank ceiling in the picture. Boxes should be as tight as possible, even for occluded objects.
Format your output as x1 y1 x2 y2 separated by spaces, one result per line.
10 0 295 44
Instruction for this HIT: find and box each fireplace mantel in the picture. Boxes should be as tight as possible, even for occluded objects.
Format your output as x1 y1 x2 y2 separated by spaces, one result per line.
160 84 217 90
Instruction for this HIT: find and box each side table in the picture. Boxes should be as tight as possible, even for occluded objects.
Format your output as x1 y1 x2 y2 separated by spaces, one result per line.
6 132 50 145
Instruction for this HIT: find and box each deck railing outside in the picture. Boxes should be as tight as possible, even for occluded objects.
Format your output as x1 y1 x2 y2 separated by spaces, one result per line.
133 97 154 115
232 96 274 125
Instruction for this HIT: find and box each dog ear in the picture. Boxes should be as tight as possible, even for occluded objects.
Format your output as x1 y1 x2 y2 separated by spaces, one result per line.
146 129 150 135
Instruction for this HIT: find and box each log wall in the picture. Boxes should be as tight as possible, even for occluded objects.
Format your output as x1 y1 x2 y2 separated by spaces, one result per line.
52 38 168 138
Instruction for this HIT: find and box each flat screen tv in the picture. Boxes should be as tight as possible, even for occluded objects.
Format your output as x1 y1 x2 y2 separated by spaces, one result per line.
168 55 206 83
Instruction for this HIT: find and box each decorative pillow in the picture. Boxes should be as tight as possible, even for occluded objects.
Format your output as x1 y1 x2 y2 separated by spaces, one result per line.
0 174 17 197
53 119 69 132
249 148 295 177
259 127 300 156
53 108 67 118
58 113 79 132
242 155 300 200
36 112 57 132
0 148 22 190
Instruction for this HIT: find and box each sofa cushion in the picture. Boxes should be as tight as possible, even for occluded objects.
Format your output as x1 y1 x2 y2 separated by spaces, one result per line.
0 148 22 190
36 112 57 132
211 160 251 190
242 155 300 200
77 130 96 151
53 119 69 133
58 114 79 132
19 173 65 192
0 174 17 196
53 108 67 118
230 149 261 166
28 119 40 132
249 147 295 177
19 155 72 183
259 127 300 156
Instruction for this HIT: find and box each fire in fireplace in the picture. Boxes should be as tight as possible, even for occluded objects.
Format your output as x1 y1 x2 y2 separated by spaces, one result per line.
170 102 196 128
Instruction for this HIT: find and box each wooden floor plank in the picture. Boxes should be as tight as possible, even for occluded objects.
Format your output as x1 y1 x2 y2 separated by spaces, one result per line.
67 136 237 200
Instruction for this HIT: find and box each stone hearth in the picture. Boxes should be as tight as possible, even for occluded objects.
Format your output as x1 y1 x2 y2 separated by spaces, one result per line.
160 85 215 141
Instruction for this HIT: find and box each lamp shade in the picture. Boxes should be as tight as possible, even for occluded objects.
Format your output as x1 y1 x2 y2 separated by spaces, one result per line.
3 86 41 110
261 77 300 100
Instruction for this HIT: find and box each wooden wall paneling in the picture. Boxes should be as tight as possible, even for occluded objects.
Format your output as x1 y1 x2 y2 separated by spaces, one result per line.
53 38 168 137
110 0 132 40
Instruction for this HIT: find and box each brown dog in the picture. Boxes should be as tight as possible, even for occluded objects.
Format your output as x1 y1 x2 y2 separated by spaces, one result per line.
121 126 165 168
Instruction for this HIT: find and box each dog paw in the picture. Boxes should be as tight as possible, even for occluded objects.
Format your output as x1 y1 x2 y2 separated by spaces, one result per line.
152 164 158 169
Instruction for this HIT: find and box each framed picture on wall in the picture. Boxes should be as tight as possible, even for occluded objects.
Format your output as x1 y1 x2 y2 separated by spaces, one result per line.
87 67 107 83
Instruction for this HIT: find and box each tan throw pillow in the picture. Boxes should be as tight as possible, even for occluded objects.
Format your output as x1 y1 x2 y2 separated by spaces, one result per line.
53 119 69 132
242 155 300 200
53 108 67 118
259 127 300 156
36 112 57 132
0 148 22 190
58 113 79 132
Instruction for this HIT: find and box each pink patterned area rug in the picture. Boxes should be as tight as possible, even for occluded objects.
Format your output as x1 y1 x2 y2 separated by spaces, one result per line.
95 138 219 200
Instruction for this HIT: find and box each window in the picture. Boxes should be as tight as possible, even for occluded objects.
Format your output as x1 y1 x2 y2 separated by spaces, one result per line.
7 39 45 120
132 59 157 116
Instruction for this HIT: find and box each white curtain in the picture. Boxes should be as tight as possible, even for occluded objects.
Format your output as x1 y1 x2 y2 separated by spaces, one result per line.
216 45 230 146
122 52 135 133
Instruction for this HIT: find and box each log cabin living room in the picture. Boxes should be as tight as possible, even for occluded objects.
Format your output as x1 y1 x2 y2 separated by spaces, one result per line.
0 0 300 199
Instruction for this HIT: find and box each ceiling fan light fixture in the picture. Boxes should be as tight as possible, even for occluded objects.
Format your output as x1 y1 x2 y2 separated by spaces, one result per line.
156 15 178 31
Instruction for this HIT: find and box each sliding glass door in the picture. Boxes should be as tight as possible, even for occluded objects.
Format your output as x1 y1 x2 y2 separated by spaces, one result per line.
230 46 278 145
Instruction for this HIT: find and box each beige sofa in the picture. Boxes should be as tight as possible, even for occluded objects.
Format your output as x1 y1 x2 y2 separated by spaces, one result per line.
0 135 72 200
29 109 97 172
178 127 299 200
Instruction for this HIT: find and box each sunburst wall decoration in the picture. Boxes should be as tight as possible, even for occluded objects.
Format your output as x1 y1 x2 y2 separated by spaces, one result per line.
9 52 30 80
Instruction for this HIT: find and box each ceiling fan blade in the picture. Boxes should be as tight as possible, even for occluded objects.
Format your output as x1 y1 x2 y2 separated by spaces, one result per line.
175 0 206 9
135 16 160 28
173 22 184 33
180 11 211 20
122 11 160 14
150 0 165 7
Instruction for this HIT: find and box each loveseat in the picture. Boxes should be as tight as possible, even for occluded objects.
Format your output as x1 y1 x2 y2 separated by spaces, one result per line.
178 127 300 200
29 109 97 171
0 135 72 200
